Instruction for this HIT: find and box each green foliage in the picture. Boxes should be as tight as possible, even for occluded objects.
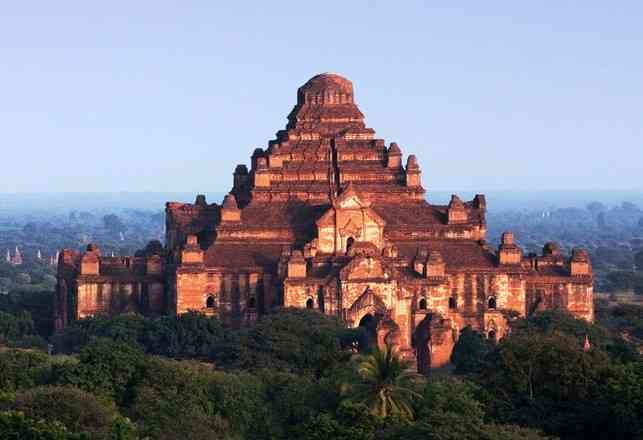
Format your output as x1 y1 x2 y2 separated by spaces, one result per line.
476 329 643 439
19 309 640 440
143 311 225 359
294 401 381 440
0 350 53 392
417 378 485 424
208 370 269 438
53 339 145 405
0 310 36 341
450 326 491 375
605 270 643 294
605 303 643 339
0 410 75 440
344 345 422 421
53 312 226 360
129 358 230 440
512 310 639 363
52 314 147 353
259 370 337 439
385 378 556 440
0 289 55 338
5 386 117 437
7 335 49 350
216 308 351 375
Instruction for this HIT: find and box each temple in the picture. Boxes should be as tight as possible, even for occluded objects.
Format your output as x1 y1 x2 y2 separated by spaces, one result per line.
55 73 594 369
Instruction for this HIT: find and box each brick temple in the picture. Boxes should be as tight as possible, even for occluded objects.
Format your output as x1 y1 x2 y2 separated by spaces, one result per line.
55 73 593 368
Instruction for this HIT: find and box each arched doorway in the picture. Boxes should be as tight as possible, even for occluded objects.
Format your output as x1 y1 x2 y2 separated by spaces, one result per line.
412 313 433 375
306 298 314 309
358 313 378 351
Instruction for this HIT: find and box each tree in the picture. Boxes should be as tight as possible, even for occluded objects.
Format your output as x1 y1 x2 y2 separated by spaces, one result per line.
635 250 643 272
102 214 126 235
0 350 52 392
143 311 225 359
378 377 554 440
345 345 422 421
130 358 229 440
295 401 380 440
0 311 36 342
450 326 490 375
511 310 639 364
476 330 643 440
0 411 72 440
23 222 39 235
597 212 607 228
207 370 270 438
8 386 117 437
16 273 32 285
215 308 351 375
621 201 639 211
586 202 606 215
53 338 145 405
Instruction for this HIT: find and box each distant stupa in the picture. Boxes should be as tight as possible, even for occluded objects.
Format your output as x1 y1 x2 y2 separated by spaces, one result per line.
11 246 23 266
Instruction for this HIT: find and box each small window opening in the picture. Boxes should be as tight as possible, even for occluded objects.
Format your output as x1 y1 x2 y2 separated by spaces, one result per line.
448 297 456 309
488 297 497 309
248 296 256 309
206 295 216 308
488 330 497 342
346 237 355 252
418 298 427 310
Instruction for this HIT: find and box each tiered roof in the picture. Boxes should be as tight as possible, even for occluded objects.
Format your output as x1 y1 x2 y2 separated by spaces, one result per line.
164 73 586 280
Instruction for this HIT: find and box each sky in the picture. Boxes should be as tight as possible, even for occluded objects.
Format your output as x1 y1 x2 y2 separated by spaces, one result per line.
1 1 642 194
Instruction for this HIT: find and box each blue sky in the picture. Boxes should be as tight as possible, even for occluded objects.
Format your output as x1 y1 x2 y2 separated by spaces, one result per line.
1 2 642 193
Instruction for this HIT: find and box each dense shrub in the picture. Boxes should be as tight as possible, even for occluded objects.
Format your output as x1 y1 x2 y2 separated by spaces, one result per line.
52 339 145 405
450 326 491 375
475 322 643 439
0 349 53 392
5 386 117 437
215 308 355 375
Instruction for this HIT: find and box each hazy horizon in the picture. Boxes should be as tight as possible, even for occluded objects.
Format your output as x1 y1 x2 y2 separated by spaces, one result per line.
2 3 642 193
2 190 642 217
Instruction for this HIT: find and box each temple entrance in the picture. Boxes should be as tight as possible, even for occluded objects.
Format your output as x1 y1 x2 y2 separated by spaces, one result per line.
359 313 378 351
412 314 433 375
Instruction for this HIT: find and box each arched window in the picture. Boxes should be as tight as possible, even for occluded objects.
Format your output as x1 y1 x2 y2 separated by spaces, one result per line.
346 237 355 253
306 298 314 309
448 297 456 310
248 296 256 309
206 295 216 308
418 298 427 310
488 297 497 309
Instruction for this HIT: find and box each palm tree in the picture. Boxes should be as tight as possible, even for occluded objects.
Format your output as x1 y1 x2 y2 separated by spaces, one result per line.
346 344 423 420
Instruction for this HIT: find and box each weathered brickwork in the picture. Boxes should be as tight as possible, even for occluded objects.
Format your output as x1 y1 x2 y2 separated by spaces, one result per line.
56 73 593 369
